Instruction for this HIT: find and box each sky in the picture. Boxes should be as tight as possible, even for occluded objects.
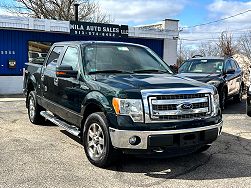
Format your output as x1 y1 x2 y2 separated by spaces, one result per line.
1 0 251 48
98 0 251 48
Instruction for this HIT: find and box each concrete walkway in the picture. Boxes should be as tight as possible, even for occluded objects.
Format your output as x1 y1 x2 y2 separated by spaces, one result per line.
0 95 25 102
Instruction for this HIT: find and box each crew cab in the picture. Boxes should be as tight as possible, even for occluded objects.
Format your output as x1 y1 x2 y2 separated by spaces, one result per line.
23 41 223 167
178 57 244 109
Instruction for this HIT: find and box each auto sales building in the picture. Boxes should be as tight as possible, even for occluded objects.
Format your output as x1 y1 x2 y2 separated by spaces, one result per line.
0 16 179 94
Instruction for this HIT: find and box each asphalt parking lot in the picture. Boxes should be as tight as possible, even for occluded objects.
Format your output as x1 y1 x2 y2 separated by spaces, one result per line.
0 97 250 188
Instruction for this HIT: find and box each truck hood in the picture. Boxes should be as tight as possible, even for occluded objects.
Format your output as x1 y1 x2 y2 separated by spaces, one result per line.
88 73 211 98
95 74 207 89
177 73 221 83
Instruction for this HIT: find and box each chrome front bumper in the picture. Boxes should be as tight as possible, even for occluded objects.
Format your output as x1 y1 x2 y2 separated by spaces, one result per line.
109 121 223 149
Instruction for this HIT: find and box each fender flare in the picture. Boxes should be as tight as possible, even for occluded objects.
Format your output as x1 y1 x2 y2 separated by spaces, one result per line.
81 91 113 117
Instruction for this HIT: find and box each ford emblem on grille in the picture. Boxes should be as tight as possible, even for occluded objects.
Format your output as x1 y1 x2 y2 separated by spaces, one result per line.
177 102 193 110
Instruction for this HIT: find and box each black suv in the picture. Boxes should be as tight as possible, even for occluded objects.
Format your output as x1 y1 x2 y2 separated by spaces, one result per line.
178 57 244 109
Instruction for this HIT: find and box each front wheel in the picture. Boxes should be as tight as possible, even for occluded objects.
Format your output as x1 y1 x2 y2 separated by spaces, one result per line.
83 112 118 168
27 91 45 125
233 85 243 103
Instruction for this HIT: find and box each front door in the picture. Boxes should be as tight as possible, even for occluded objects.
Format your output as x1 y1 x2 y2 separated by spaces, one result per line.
54 46 83 125
224 60 235 95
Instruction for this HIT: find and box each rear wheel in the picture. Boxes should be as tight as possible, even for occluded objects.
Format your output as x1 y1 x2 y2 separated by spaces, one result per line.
27 91 45 125
247 101 251 117
83 112 118 168
233 85 243 103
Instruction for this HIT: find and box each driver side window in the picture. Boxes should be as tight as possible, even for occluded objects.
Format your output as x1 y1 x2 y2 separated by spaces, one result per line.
225 60 232 72
60 47 79 71
46 46 63 70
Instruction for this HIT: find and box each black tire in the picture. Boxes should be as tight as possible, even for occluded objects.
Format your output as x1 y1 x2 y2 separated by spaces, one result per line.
233 84 243 103
27 91 45 125
82 112 118 168
196 144 211 153
247 104 251 117
247 111 251 117
220 88 227 110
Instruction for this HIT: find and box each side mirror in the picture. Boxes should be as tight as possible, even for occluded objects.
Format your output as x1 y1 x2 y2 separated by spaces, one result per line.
56 65 78 78
226 68 235 74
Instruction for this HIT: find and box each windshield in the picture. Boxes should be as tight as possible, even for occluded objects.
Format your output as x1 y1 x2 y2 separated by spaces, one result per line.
179 59 224 74
82 44 172 74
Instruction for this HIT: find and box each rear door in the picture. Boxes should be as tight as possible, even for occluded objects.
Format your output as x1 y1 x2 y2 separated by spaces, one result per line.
41 46 64 111
54 45 82 125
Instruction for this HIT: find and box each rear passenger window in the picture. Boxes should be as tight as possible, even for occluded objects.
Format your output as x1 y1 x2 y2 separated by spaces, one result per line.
61 47 79 71
46 46 63 68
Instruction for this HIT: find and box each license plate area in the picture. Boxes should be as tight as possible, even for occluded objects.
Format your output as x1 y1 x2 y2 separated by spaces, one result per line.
180 132 199 146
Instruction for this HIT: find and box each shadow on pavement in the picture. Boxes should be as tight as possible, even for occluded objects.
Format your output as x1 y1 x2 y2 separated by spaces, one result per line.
223 98 246 114
60 130 82 145
60 126 251 181
106 132 251 180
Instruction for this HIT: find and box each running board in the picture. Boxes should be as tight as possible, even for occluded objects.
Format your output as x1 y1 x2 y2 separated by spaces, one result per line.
40 111 80 138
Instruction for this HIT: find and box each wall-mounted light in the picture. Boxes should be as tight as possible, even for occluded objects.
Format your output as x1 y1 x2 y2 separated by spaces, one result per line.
8 59 16 69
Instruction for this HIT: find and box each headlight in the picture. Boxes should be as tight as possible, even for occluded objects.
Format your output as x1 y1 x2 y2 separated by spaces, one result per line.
112 98 143 122
207 80 221 87
212 93 220 115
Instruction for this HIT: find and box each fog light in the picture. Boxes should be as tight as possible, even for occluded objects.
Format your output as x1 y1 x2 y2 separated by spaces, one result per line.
129 136 141 145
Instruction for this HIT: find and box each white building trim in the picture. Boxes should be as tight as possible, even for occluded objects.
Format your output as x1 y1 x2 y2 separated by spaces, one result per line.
0 16 179 40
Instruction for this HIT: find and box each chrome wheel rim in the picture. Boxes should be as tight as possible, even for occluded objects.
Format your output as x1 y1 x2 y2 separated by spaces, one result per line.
29 96 35 120
87 123 105 159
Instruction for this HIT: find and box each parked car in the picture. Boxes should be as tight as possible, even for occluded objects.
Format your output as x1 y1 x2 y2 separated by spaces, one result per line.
178 56 244 109
28 51 47 62
30 57 46 65
23 41 222 168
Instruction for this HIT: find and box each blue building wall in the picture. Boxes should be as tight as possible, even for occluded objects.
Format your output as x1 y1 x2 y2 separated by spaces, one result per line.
0 29 164 76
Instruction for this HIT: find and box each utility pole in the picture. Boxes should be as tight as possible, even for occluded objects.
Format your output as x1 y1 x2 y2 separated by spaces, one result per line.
178 28 183 67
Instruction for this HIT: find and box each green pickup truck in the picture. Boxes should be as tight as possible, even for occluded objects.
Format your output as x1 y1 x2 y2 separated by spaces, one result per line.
23 41 223 167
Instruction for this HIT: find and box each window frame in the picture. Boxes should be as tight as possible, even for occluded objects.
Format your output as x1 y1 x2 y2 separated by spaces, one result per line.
45 45 64 70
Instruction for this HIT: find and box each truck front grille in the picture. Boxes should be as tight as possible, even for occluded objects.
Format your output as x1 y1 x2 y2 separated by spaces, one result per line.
149 93 211 121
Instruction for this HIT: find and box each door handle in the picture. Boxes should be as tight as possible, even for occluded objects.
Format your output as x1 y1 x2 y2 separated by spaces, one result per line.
54 77 58 86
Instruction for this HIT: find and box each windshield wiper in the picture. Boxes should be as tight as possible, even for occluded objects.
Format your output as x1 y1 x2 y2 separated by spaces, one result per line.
88 70 133 75
133 69 170 74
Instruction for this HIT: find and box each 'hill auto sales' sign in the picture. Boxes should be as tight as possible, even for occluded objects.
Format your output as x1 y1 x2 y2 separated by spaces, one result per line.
70 21 128 38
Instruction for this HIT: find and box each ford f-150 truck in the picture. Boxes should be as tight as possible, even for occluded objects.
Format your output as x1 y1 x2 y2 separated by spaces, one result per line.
23 41 223 167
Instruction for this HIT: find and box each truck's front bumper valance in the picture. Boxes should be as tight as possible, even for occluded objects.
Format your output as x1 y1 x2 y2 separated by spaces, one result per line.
109 121 223 150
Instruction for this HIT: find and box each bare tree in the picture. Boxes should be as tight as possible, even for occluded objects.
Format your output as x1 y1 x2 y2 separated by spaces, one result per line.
198 42 220 57
239 32 251 61
3 0 112 23
217 31 238 57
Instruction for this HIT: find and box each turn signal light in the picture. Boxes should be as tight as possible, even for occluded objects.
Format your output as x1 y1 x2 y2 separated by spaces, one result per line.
112 98 120 114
